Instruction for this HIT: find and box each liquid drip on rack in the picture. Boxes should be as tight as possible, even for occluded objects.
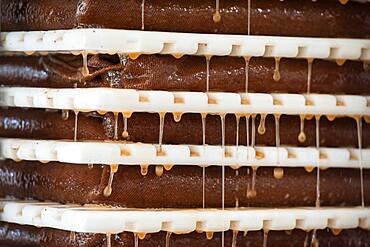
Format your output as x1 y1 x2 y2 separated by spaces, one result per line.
311 229 319 247
213 0 221 22
106 234 111 247
122 112 131 139
307 58 313 94
140 164 149 176
220 114 226 247
244 56 251 93
315 116 321 208
81 53 89 77
206 56 212 91
257 114 267 135
134 233 139 247
232 230 238 247
235 115 240 207
273 57 281 82
202 113 207 208
263 230 269 247
113 113 119 140
141 0 145 30
155 165 164 176
275 114 281 165
173 112 182 122
298 115 307 143
73 111 79 142
158 112 166 152
165 232 172 247
356 117 365 207
103 164 119 197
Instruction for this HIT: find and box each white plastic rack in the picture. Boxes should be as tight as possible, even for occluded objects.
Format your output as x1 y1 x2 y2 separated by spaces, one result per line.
1 87 369 116
1 29 369 60
0 200 369 234
1 139 369 169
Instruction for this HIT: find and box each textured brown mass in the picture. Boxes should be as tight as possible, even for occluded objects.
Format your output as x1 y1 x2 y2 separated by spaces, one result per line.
0 160 368 208
0 223 369 247
1 0 370 38
0 108 369 148
1 55 370 95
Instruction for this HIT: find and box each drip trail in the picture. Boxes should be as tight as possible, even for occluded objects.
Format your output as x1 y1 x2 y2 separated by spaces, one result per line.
213 0 221 22
73 111 79 142
298 115 306 143
106 234 111 247
81 53 89 77
202 113 207 208
244 56 251 93
141 0 145 30
273 57 281 82
206 56 212 91
165 232 172 247
307 58 313 94
356 117 365 207
315 116 321 207
103 164 119 197
113 113 119 140
257 114 266 135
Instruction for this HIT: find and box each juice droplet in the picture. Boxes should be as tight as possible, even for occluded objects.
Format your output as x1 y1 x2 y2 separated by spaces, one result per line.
339 0 349 5
155 165 164 177
172 53 183 59
206 232 214 240
129 53 141 60
81 53 89 77
273 57 281 82
247 166 258 198
213 0 221 23
336 59 346 66
140 164 149 176
122 112 131 140
273 167 284 179
213 11 221 23
137 232 146 240
298 115 306 143
331 228 342 236
103 164 119 197
164 164 173 171
304 166 314 173
257 114 267 135
173 112 182 122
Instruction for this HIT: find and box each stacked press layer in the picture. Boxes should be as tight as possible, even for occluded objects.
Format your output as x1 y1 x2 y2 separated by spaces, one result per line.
1 0 370 38
0 0 370 246
1 53 369 208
